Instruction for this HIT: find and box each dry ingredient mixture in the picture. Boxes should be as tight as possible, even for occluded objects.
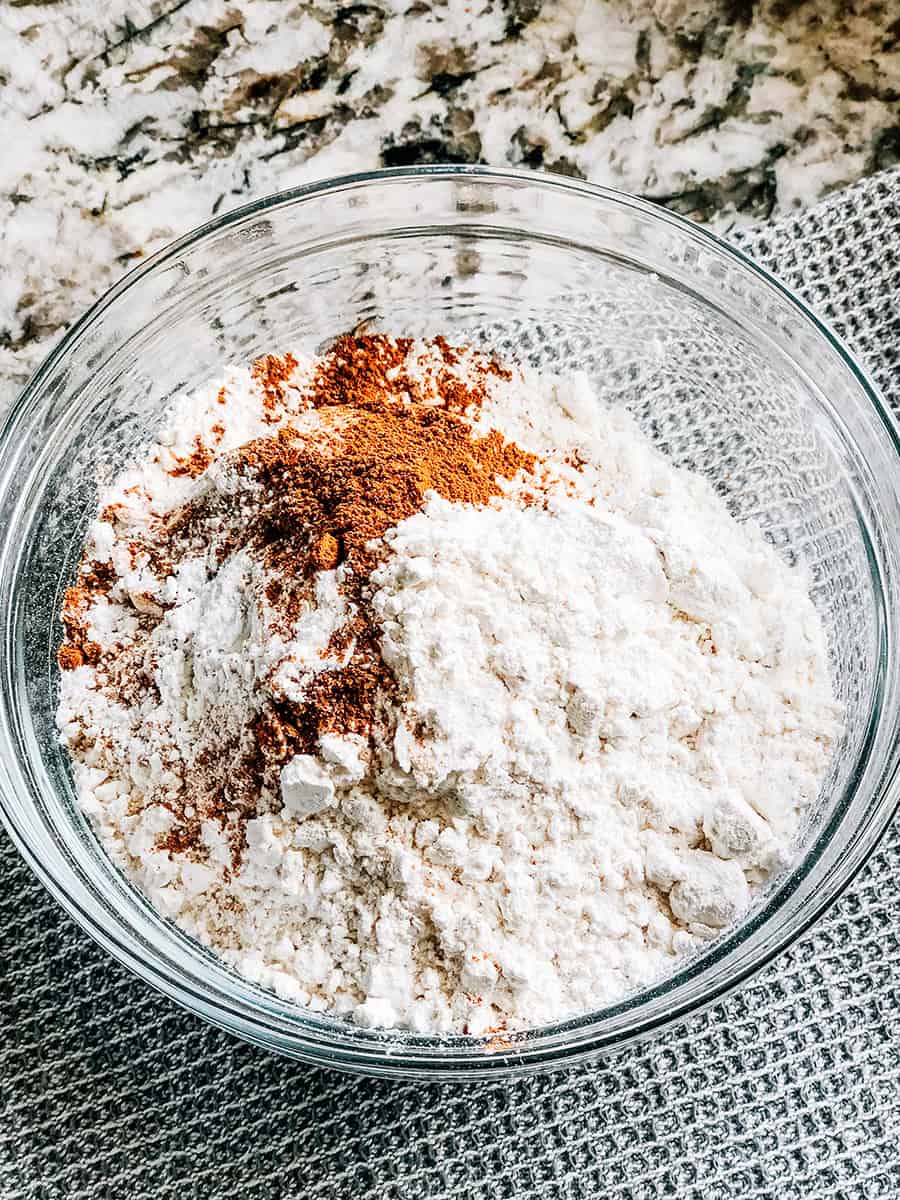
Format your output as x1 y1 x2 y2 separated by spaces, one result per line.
57 335 842 1035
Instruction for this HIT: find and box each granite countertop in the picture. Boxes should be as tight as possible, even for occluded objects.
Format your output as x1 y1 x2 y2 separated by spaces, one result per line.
1 0 898 409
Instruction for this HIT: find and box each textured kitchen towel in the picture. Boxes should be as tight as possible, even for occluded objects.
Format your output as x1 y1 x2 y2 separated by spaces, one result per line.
2 168 900 1200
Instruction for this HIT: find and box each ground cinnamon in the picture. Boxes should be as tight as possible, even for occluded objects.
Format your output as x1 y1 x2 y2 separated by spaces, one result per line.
240 401 534 574
252 350 299 416
308 333 510 414
57 561 115 671
242 339 534 770
58 333 537 866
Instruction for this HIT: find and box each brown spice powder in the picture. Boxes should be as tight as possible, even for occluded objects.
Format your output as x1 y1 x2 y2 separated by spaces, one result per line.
168 435 216 479
311 532 341 572
57 643 86 671
241 401 535 575
57 557 117 671
308 333 510 415
59 333 536 865
252 351 299 416
242 375 534 771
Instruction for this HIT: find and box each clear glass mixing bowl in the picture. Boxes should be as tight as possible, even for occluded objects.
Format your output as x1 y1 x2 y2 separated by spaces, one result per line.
2 167 900 1079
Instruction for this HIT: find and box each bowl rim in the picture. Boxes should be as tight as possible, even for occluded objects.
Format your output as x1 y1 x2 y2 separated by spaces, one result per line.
7 163 899 452
2 164 900 1079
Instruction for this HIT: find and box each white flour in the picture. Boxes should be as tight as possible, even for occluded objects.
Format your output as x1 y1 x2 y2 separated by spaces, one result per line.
57 341 841 1034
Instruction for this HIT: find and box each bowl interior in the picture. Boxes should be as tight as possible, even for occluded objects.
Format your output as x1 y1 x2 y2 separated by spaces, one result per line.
2 170 899 1077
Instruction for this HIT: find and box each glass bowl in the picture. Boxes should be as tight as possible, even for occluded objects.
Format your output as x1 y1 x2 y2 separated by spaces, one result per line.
2 166 900 1080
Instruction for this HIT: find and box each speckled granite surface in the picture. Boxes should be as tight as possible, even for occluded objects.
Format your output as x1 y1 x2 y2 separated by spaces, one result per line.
1 0 899 408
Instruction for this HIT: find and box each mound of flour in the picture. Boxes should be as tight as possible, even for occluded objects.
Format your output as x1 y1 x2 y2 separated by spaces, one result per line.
57 346 841 1034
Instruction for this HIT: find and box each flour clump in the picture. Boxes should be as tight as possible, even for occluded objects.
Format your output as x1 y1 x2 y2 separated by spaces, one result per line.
56 335 842 1034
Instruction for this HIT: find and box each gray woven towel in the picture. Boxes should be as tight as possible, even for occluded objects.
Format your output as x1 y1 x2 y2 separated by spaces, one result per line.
3 170 900 1200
